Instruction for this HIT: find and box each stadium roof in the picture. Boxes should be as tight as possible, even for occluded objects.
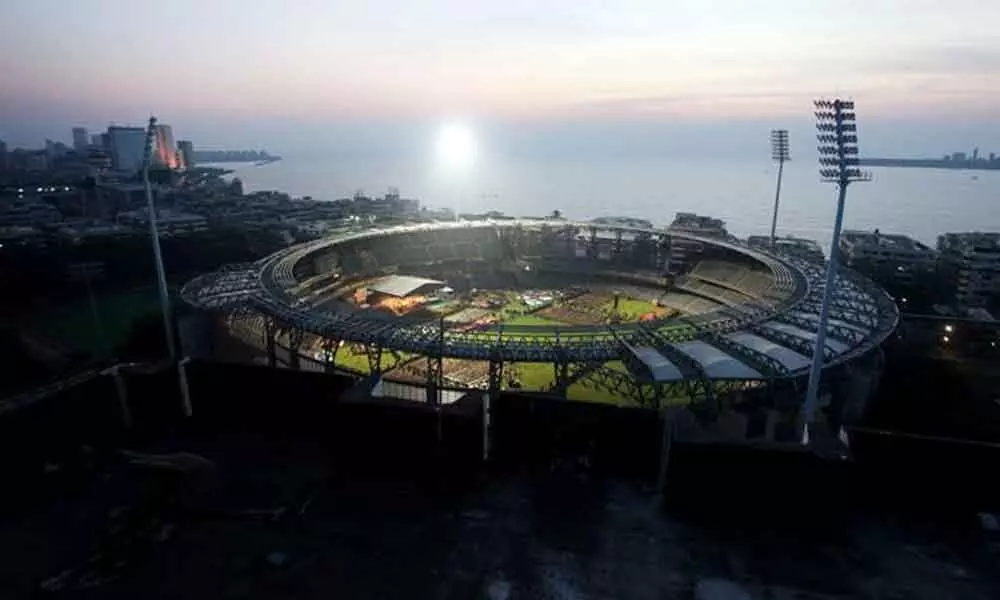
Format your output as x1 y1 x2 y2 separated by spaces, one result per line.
628 345 684 382
725 332 811 371
369 275 444 298
180 219 898 393
675 340 763 380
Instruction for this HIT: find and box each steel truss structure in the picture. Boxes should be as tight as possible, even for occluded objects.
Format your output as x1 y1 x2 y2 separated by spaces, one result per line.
182 219 898 411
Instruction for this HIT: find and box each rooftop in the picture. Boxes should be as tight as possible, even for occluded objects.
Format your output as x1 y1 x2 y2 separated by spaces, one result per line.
669 212 727 232
0 225 40 236
966 307 997 321
98 182 160 192
748 235 823 252
842 230 935 254
941 232 1000 250
117 209 207 224
369 274 445 298
58 224 132 237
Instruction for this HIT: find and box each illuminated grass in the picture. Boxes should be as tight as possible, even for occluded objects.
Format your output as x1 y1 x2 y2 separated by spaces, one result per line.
565 360 696 408
333 345 412 374
496 313 570 339
603 360 630 373
602 297 662 321
502 313 567 327
333 347 373 374
509 362 555 391
566 361 638 406
567 381 694 408
567 382 637 406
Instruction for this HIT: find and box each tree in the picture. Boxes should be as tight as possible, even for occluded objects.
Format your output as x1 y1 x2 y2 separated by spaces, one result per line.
550 209 562 219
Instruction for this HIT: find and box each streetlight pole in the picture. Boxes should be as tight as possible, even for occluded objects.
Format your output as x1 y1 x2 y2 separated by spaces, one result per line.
769 129 790 248
142 116 176 361
803 99 870 440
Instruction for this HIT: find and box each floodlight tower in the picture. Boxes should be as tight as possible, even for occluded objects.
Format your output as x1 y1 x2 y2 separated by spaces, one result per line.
769 129 790 248
142 116 176 361
803 99 870 437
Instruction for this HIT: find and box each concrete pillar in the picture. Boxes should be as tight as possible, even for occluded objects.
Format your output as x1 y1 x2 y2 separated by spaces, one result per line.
553 361 569 398
482 392 492 462
484 359 502 461
177 357 193 417
265 320 277 368
657 408 676 496
288 329 303 370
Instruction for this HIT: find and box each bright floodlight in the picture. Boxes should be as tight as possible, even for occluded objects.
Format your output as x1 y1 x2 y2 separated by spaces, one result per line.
436 122 477 171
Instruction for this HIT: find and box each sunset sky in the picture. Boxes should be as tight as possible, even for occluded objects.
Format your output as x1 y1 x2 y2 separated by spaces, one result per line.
2 0 999 153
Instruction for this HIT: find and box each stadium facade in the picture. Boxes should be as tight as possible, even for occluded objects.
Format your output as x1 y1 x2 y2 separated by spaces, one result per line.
181 219 899 444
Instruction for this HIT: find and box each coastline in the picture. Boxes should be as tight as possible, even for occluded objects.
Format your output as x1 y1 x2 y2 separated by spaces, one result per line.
860 158 1000 171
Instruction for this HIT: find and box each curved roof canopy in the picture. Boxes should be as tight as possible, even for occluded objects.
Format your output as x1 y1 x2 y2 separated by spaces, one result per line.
182 219 899 381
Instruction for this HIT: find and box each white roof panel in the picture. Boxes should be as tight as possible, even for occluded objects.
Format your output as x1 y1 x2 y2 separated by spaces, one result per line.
789 311 869 336
674 340 763 380
725 332 811 371
628 345 684 381
761 321 850 354
369 275 445 298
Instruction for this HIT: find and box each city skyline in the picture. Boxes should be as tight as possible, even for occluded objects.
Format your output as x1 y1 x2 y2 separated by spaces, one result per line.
2 1 1000 153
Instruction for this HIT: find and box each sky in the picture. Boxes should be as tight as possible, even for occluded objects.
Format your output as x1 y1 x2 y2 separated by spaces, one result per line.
2 0 1000 156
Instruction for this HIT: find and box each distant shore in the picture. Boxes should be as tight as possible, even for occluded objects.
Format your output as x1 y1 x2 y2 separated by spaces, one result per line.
192 151 281 164
860 158 1000 171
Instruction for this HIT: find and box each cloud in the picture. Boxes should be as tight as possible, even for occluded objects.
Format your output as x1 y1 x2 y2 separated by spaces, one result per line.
864 42 1000 76
553 89 818 121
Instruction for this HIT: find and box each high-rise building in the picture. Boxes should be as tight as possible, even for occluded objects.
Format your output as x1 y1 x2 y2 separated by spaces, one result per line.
666 212 729 272
153 124 179 169
72 127 89 152
839 230 938 299
97 182 161 215
90 134 104 149
938 232 1000 307
108 126 147 173
26 153 50 172
177 140 195 170
840 230 937 276
45 139 68 161
0 139 8 171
